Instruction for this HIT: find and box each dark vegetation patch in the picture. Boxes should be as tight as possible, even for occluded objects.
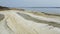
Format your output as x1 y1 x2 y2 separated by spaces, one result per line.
0 6 10 11
0 6 25 11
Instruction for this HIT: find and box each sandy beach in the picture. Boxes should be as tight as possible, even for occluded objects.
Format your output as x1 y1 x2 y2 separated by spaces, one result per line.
0 10 60 34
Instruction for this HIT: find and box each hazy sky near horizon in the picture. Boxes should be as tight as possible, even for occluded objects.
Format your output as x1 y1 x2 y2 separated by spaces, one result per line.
0 0 60 7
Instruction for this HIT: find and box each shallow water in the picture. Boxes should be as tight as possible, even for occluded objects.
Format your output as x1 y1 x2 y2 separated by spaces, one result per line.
19 8 60 15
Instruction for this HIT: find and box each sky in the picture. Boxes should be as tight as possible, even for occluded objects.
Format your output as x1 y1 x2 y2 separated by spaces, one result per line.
0 0 60 7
